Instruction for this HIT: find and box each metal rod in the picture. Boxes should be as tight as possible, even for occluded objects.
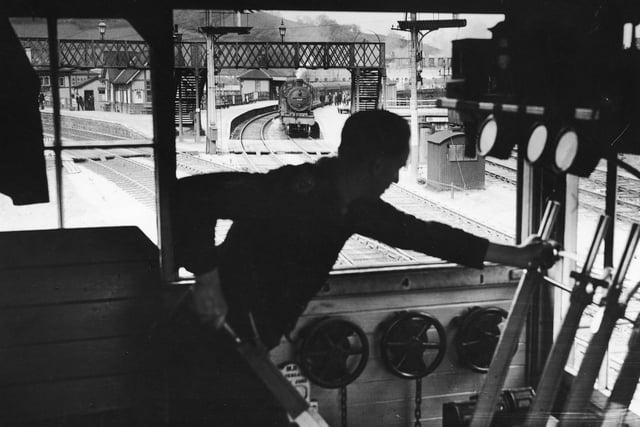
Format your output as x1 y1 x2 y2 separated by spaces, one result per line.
559 223 640 426
178 70 183 141
470 200 560 427
47 16 64 228
605 154 617 267
616 158 640 180
612 223 640 292
583 215 612 273
524 215 611 426
602 307 640 425
43 143 153 150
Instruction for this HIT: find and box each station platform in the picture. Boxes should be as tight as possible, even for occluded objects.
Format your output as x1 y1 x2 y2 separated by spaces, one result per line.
45 102 344 154
45 100 278 145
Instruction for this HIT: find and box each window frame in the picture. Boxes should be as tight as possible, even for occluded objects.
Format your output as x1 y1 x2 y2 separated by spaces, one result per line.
35 13 174 277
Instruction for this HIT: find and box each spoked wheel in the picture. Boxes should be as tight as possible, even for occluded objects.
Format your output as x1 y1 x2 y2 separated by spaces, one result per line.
454 306 509 373
379 311 447 426
379 311 447 379
298 317 369 389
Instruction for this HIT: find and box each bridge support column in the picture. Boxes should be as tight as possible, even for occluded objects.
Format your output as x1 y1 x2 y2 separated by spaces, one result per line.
205 34 218 154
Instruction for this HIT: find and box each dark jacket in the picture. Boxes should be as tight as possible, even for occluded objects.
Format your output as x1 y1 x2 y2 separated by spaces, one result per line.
172 158 489 348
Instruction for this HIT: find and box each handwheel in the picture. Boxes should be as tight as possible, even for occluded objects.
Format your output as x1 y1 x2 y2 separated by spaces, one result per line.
298 317 369 389
454 306 509 373
379 311 447 379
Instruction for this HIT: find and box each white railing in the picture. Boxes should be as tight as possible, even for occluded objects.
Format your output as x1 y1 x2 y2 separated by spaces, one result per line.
385 98 440 109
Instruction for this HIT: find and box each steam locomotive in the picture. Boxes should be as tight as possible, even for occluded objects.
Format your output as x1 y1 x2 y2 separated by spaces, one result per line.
278 78 315 137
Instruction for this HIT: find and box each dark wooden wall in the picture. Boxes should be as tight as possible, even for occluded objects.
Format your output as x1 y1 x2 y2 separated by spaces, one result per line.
0 227 162 425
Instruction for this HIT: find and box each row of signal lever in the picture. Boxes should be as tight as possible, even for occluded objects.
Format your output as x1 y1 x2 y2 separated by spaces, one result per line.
444 201 640 427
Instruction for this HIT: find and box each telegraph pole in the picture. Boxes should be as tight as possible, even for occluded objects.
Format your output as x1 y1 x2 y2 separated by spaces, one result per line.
409 12 419 180
193 43 201 145
394 15 466 181
199 11 251 154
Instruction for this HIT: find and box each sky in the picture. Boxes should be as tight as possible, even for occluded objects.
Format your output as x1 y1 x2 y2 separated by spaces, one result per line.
273 11 504 54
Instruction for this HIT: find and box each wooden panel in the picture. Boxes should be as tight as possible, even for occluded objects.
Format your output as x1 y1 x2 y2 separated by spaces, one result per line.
272 299 525 379
0 262 159 307
324 263 518 296
306 284 516 316
0 226 158 269
0 375 145 423
0 226 164 424
269 279 525 427
0 299 160 348
0 337 154 386
311 367 526 427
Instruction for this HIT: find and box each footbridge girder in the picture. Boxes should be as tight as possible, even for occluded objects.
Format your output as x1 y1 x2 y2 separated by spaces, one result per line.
20 38 385 70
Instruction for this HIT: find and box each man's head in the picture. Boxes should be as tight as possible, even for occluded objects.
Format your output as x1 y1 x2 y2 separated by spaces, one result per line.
337 110 410 198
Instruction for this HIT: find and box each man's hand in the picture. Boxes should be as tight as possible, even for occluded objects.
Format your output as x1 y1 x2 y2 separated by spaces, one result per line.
192 268 227 329
517 235 561 269
486 236 561 269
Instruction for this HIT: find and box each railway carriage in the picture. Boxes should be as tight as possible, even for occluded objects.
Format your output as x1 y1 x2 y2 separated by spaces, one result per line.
279 78 315 136
4 2 640 427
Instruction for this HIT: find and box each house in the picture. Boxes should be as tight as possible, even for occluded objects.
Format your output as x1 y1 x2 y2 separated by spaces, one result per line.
105 68 152 114
37 69 102 110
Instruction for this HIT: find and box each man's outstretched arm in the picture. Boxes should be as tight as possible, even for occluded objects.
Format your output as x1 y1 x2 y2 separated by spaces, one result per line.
485 235 559 269
353 199 558 269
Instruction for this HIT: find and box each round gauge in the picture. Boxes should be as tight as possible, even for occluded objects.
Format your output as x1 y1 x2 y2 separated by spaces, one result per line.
554 128 579 172
477 115 498 156
526 123 548 163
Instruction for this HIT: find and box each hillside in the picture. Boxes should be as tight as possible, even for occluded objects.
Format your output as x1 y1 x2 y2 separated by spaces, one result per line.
11 11 443 59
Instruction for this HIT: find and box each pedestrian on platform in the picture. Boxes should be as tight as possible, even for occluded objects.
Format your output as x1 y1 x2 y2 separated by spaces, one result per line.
38 92 45 110
166 110 559 427
77 95 84 111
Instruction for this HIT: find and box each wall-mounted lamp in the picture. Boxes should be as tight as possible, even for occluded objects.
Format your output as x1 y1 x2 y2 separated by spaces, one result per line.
279 19 287 43
476 113 522 159
554 124 603 177
98 21 107 40
477 115 498 155
525 122 550 165
525 121 601 177
553 128 580 172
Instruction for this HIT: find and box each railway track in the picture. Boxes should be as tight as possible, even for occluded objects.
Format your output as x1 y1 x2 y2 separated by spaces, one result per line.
76 151 157 211
66 108 582 270
486 158 640 223
66 109 522 269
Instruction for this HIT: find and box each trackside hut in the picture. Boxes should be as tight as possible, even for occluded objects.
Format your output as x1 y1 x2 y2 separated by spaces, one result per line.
237 69 273 102
424 130 485 191
72 76 106 111
237 68 294 102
